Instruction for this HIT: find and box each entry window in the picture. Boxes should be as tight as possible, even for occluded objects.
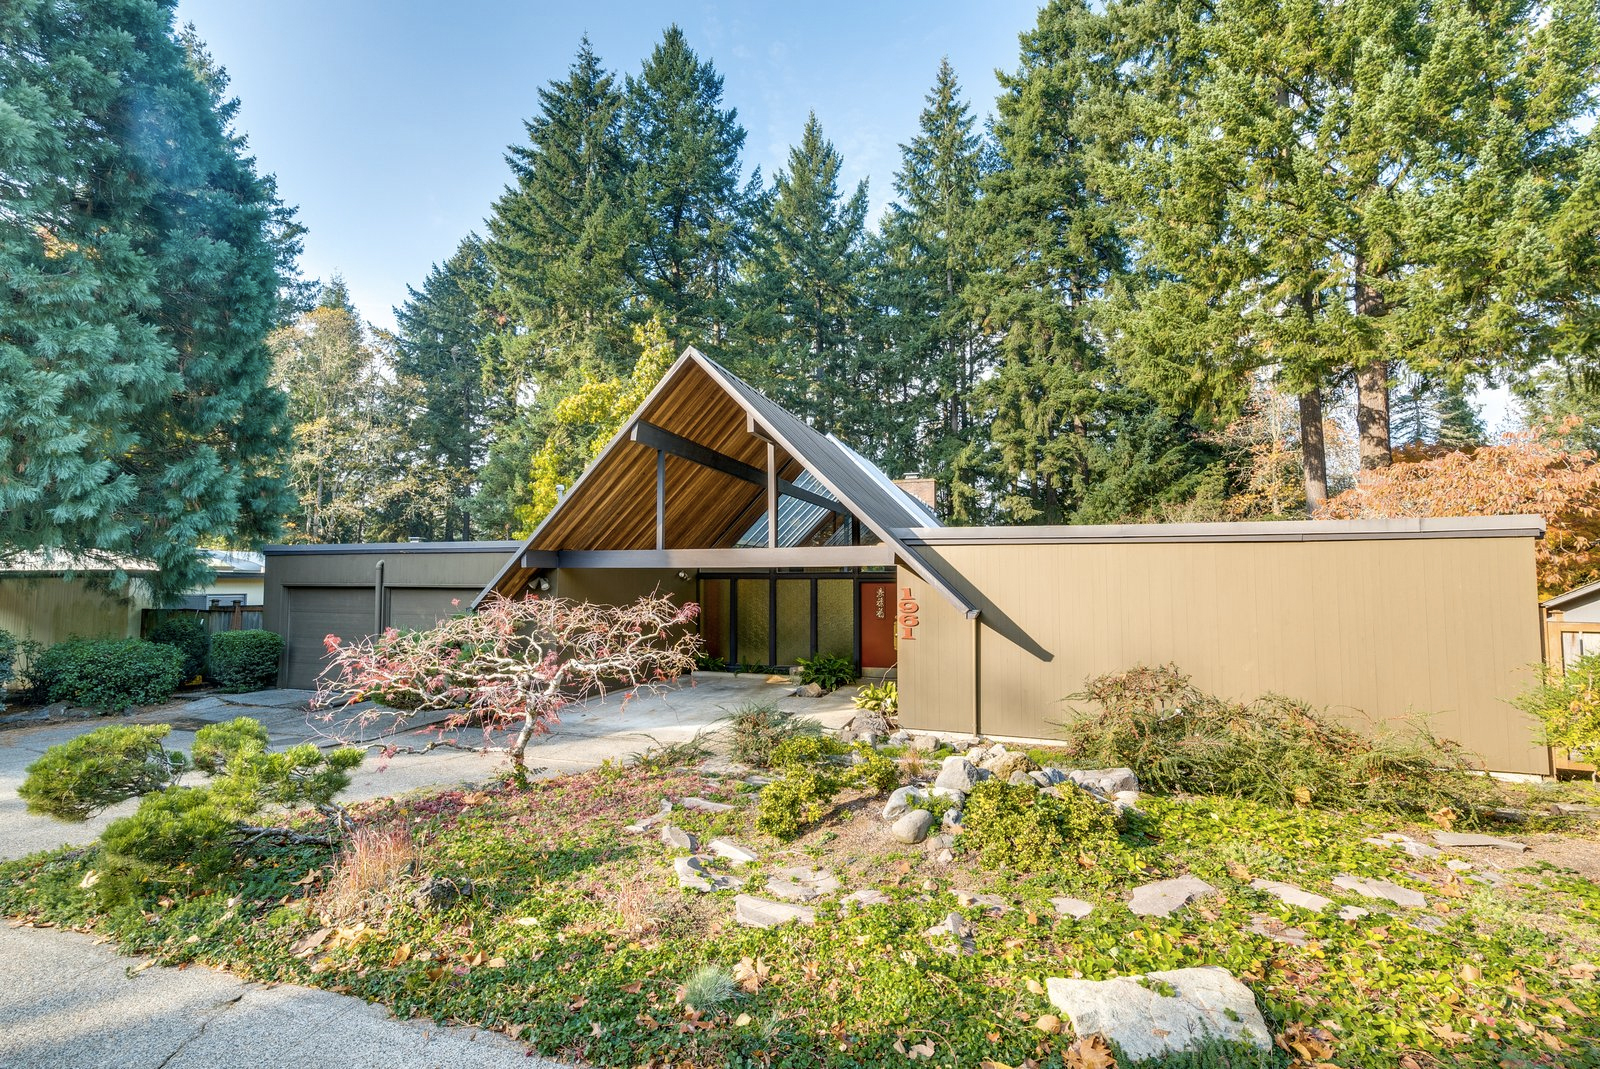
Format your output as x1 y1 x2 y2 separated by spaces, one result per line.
775 581 810 665
700 579 730 661
736 579 770 667
817 580 853 659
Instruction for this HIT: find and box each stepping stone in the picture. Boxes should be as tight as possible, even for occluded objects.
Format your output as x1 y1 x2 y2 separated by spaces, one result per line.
1552 802 1600 817
733 894 815 928
659 825 698 852
1247 915 1309 946
1445 859 1474 872
680 796 734 813
1468 871 1507 887
674 856 743 893
1337 905 1370 920
924 912 976 955
1045 966 1270 1063
707 839 759 866
1411 915 1447 933
1050 896 1094 919
766 878 823 902
1250 879 1333 912
1128 876 1217 917
772 865 841 894
842 888 890 910
742 775 775 787
891 809 935 844
625 800 673 834
934 756 982 792
1332 874 1426 908
1432 831 1527 853
1365 833 1441 859
883 785 929 820
953 889 1009 912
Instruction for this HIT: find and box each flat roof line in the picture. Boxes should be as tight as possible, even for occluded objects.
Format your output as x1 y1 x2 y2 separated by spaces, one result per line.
897 515 1546 546
263 541 523 556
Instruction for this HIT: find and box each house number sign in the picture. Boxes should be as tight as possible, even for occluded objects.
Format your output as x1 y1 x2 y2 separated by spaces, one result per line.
898 587 919 640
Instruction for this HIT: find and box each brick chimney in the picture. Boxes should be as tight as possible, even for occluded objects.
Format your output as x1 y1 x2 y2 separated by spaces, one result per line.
893 473 937 514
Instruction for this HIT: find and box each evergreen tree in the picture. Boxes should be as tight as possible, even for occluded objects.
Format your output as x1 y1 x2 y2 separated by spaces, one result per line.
874 60 992 520
485 39 632 385
1088 0 1599 498
735 113 871 437
0 0 294 599
969 0 1131 523
621 26 751 344
389 236 501 540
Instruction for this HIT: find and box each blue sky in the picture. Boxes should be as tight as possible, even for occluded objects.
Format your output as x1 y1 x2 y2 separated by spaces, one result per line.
172 0 1044 331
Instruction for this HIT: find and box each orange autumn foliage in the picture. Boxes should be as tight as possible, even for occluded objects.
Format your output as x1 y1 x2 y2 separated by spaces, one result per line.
1321 425 1600 596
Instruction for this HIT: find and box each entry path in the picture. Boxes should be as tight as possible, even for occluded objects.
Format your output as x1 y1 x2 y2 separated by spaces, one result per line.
0 672 855 1068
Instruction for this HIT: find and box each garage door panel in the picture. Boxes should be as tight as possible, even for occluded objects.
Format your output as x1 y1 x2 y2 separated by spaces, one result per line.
285 587 371 690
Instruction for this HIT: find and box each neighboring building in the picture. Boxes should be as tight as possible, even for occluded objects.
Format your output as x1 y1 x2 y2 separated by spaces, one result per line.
0 552 157 646
262 541 522 689
1539 579 1600 775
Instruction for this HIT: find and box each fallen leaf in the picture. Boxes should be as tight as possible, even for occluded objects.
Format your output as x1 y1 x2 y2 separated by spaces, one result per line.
620 981 643 994
1064 1034 1118 1069
1460 963 1482 982
1025 978 1045 995
1293 787 1312 806
1035 1014 1062 1034
487 956 506 968
733 956 771 993
735 1013 753 1027
387 944 412 966
907 1040 935 1059
980 1061 1017 1069
290 928 331 958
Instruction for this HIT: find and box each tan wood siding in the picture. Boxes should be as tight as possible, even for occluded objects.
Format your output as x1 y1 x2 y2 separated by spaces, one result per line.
896 565 977 734
898 536 1547 775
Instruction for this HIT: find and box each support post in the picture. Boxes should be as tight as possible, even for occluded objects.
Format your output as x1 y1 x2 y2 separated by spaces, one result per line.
766 441 778 550
655 449 666 551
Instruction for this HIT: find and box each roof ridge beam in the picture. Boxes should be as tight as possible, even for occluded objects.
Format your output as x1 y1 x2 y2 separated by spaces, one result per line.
630 420 841 513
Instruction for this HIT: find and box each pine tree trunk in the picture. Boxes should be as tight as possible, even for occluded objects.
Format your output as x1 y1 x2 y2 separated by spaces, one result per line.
1353 263 1392 469
1298 389 1328 514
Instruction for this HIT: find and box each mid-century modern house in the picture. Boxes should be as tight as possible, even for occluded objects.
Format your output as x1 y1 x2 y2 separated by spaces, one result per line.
265 347 1552 775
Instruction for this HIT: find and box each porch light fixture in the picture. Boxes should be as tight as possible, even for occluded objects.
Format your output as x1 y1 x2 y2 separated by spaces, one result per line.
535 578 550 592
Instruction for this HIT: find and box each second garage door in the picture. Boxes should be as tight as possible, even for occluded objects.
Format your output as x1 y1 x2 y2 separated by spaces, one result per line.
283 587 373 690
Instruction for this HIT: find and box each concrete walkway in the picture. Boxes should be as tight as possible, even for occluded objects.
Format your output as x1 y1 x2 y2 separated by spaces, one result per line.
0 672 855 1067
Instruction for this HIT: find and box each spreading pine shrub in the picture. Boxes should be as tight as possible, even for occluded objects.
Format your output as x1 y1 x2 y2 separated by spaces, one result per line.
17 724 185 820
757 737 901 840
1061 664 1502 817
208 629 284 692
962 779 1128 872
721 703 822 768
31 638 185 712
147 614 210 683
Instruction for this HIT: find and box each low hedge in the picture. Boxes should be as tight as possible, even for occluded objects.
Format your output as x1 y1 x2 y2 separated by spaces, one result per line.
207 629 284 693
32 638 186 713
147 614 210 682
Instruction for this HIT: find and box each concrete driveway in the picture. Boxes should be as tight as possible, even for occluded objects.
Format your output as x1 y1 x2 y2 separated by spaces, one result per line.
0 671 856 1069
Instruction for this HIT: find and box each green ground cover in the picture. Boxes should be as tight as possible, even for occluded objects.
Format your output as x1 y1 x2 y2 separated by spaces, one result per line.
3 758 1598 1068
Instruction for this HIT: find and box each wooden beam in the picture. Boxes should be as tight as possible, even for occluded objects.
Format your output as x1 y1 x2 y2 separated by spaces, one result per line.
554 547 896 569
630 421 839 512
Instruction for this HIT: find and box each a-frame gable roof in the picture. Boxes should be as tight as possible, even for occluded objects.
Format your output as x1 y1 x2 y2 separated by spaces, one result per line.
477 347 976 616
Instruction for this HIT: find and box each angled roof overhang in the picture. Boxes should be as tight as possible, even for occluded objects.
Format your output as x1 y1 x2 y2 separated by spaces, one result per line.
476 348 977 617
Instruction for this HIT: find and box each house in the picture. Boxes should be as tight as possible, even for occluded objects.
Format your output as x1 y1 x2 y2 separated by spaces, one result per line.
0 552 157 647
268 348 1552 774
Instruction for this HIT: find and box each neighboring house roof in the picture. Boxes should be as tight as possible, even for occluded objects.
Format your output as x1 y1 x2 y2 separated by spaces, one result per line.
478 347 976 615
0 551 156 576
1543 576 1600 611
200 549 266 575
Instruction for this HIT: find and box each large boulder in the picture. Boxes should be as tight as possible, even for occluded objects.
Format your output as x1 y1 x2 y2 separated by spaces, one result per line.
1045 967 1270 1063
980 751 1036 781
883 785 929 821
1066 767 1139 796
891 809 935 844
934 756 983 792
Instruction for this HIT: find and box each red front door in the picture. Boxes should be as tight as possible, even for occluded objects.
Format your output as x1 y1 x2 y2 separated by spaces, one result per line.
860 581 896 669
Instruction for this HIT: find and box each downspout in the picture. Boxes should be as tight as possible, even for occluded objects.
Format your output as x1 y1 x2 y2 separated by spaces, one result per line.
374 559 386 636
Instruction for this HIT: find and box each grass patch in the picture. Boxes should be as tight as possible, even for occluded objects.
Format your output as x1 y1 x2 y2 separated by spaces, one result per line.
4 766 1599 1068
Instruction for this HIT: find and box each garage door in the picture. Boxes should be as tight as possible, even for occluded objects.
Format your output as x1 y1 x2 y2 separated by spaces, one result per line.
284 587 373 690
386 588 480 632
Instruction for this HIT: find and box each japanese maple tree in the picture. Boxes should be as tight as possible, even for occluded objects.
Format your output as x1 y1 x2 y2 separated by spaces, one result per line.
315 592 700 769
1321 426 1600 595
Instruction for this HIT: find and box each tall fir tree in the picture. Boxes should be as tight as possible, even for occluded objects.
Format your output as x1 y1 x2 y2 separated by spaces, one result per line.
1087 0 1600 502
485 38 633 386
621 26 752 345
969 0 1132 523
389 236 502 540
875 59 992 520
735 113 871 437
0 0 294 599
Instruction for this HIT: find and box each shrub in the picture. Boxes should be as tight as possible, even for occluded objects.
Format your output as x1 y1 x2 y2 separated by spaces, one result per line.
191 717 270 775
100 785 237 876
681 965 739 1013
32 638 185 712
796 652 856 691
720 703 822 768
1061 664 1503 817
962 779 1128 872
756 738 902 840
0 628 18 711
852 680 898 720
18 724 185 820
208 629 284 692
147 614 210 683
1514 652 1600 759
